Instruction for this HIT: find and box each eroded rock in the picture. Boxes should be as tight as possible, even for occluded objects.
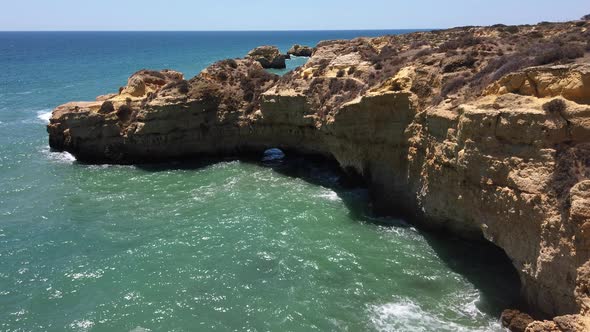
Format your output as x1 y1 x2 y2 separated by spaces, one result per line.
47 20 590 327
246 46 287 69
486 65 590 104
287 44 313 57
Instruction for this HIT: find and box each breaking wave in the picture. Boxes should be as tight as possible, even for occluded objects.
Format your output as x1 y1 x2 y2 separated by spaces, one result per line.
36 109 52 123
368 297 502 332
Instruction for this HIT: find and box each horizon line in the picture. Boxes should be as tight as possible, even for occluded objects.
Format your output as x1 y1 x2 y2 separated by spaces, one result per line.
0 28 436 33
0 18 580 33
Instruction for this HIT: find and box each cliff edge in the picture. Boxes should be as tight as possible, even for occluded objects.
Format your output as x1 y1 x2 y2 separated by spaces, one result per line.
47 20 590 331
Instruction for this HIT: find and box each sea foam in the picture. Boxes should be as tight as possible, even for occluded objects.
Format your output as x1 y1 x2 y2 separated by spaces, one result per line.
36 110 52 123
368 297 502 332
40 146 76 164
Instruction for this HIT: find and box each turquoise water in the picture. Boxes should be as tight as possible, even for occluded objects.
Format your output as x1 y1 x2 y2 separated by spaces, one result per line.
0 31 519 331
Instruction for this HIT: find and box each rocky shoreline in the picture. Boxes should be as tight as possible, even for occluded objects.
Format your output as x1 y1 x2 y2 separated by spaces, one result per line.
48 20 590 331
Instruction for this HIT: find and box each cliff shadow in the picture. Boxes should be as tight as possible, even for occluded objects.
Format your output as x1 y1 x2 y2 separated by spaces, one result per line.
132 149 523 319
263 152 523 318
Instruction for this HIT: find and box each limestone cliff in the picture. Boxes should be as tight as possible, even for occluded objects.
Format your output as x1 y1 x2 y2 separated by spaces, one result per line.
47 20 590 331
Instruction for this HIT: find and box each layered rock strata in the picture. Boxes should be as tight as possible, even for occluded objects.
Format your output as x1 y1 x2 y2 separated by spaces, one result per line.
48 20 590 331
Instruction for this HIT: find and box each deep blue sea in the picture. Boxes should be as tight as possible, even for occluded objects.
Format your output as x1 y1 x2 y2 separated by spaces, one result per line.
0 31 519 331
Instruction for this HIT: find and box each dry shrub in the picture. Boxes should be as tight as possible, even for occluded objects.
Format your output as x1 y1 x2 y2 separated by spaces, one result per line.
504 26 519 34
441 76 466 97
414 48 434 59
543 99 566 113
220 59 238 69
532 43 585 65
528 31 544 39
439 34 482 52
442 55 476 73
410 40 429 49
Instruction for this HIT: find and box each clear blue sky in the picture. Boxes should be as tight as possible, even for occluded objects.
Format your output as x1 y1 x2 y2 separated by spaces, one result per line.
1 0 589 31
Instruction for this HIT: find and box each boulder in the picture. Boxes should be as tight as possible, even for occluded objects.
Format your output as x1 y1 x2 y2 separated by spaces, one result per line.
246 46 286 69
501 310 534 332
287 44 313 57
120 69 184 98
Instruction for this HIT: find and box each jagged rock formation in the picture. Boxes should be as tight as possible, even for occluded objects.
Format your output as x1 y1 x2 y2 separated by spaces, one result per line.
48 20 590 331
503 308 590 332
287 44 313 57
246 46 287 69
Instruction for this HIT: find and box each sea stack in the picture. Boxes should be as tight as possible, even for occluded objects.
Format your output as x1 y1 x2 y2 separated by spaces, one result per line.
246 45 287 69
287 44 313 57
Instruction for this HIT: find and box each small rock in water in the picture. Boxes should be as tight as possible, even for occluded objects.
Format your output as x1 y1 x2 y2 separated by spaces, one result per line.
262 148 285 162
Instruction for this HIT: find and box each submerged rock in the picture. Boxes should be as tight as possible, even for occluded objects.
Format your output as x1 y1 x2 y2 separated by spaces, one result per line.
47 19 590 329
246 46 286 69
287 44 313 57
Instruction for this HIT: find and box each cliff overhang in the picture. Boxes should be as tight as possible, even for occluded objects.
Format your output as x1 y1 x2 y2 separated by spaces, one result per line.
47 20 590 331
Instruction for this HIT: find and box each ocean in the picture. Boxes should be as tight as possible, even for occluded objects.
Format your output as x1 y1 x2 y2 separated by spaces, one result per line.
0 31 519 331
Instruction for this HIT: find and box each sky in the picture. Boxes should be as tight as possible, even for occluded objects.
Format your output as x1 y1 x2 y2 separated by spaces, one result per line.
1 0 589 31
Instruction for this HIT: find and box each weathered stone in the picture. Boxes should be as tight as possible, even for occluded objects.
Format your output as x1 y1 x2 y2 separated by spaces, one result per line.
246 46 286 69
287 44 313 57
502 309 534 332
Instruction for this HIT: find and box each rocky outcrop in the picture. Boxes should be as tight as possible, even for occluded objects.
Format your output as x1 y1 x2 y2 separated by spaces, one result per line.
502 310 535 332
120 69 184 97
287 44 313 57
486 64 590 104
48 20 590 330
48 59 279 162
502 309 590 332
246 46 286 69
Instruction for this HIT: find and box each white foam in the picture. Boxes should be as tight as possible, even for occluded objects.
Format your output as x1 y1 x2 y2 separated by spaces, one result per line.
36 109 53 123
66 269 104 280
55 152 76 163
368 297 502 332
70 319 94 331
41 146 76 164
459 292 485 319
317 189 340 201
129 327 151 332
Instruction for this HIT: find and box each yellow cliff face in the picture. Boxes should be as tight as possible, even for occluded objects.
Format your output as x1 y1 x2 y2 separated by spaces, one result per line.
47 20 590 331
486 64 590 104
